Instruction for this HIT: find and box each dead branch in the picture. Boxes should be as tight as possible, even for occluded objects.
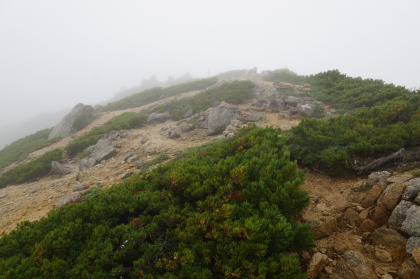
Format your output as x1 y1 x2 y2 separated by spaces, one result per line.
356 148 405 174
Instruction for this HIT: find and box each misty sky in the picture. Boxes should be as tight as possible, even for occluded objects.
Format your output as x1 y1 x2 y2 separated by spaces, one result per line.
0 0 419 128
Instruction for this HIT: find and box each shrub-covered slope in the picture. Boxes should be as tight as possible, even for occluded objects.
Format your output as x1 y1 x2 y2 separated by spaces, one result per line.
0 129 60 170
0 126 313 278
98 77 218 112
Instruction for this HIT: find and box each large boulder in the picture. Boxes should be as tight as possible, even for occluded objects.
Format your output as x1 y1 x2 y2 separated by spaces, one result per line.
402 178 420 201
79 133 118 170
207 107 240 136
57 193 81 208
51 161 71 176
401 205 420 236
49 103 93 139
388 200 415 230
377 183 406 211
284 96 301 107
148 111 170 124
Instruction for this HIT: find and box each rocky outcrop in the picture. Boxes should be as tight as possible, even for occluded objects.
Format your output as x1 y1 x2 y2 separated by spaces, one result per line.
307 252 329 279
79 132 119 171
207 106 240 136
148 111 170 124
51 161 72 176
342 250 376 279
49 103 93 139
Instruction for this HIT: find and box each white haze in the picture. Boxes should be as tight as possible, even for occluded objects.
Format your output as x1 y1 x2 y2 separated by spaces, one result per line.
0 0 419 143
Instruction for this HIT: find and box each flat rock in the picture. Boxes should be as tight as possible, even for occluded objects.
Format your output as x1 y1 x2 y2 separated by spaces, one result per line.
73 183 89 192
57 193 81 208
387 174 413 184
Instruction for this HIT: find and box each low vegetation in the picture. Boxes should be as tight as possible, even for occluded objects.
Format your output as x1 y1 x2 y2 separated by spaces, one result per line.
98 77 218 112
0 148 62 189
0 126 313 278
151 80 255 120
65 112 148 156
0 129 60 170
282 70 420 176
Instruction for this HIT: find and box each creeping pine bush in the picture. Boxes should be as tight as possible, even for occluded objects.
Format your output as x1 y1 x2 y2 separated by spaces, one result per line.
0 126 313 278
0 148 63 188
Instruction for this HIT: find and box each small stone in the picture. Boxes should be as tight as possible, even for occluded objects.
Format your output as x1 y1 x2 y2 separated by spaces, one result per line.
381 274 393 279
357 218 377 234
0 194 7 199
121 172 134 179
168 130 181 139
374 247 392 263
73 183 89 192
141 137 148 144
310 217 338 239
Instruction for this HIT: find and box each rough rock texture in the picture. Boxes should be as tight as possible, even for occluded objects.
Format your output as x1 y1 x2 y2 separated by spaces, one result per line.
387 174 412 184
402 178 420 201
148 111 170 124
371 227 407 248
284 96 301 107
388 200 414 230
406 236 420 254
368 171 391 184
299 104 315 116
342 250 376 279
48 103 93 139
412 247 420 265
51 161 72 176
168 130 181 139
73 183 89 192
401 205 420 236
378 183 406 211
182 108 194 119
360 182 387 208
245 112 266 122
79 134 118 171
398 258 420 279
307 252 329 279
207 107 240 136
374 247 392 263
369 201 391 226
180 123 194 133
310 217 338 239
57 193 81 208
357 219 377 234
253 86 284 112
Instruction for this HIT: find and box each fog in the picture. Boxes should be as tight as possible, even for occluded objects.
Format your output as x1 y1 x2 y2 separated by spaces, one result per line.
0 0 419 145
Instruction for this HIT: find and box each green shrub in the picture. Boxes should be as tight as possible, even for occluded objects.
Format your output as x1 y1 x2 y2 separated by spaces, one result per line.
0 148 63 188
0 129 61 170
140 154 170 171
263 68 309 85
0 126 313 278
152 80 255 120
99 77 218 112
65 112 147 156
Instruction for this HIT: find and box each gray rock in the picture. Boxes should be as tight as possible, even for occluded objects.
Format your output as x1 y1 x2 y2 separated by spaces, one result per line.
388 200 415 230
144 148 156 155
134 161 147 169
48 103 93 139
230 119 242 128
79 157 96 171
168 130 180 139
343 250 376 279
51 161 72 175
299 104 315 116
245 112 266 122
402 178 420 201
73 183 89 192
121 172 134 179
57 193 81 208
141 137 148 144
284 96 301 107
401 205 420 236
126 155 139 163
406 236 420 254
121 152 134 162
0 194 7 199
180 123 194 133
207 107 240 136
368 171 391 184
183 108 194 119
148 111 170 124
415 194 420 205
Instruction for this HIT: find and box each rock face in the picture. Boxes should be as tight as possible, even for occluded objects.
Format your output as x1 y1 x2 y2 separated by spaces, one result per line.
48 103 93 139
148 111 170 124
207 107 240 136
51 161 72 176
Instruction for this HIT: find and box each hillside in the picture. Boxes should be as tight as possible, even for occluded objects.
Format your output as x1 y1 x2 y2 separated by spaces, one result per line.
1 70 420 278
